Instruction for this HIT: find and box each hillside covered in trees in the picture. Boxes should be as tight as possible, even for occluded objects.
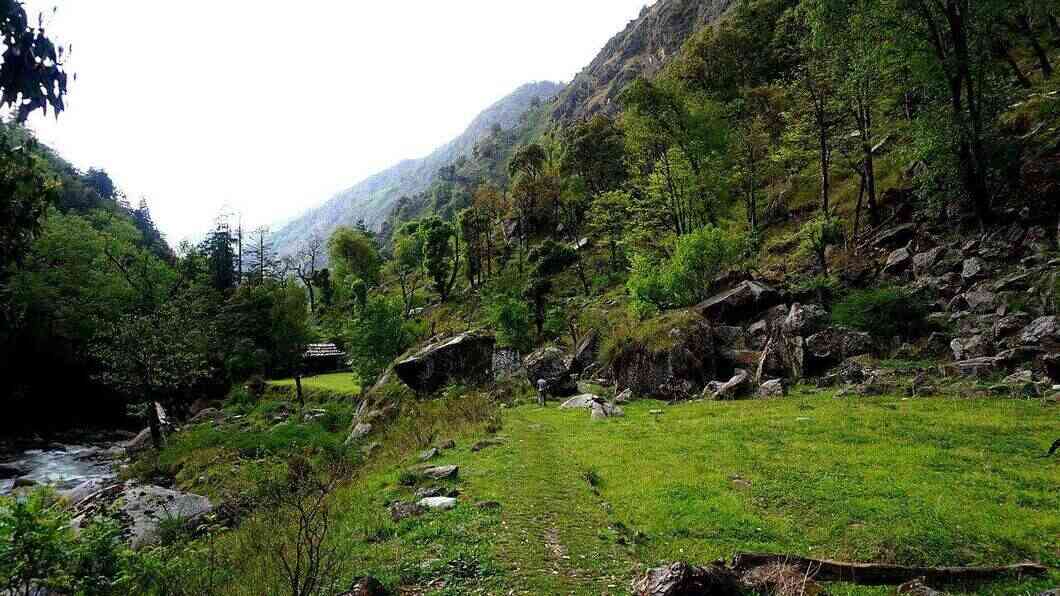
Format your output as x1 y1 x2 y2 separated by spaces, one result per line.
3 0 1060 595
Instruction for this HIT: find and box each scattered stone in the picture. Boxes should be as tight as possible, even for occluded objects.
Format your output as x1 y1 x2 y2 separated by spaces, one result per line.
758 379 786 398
436 439 456 450
395 332 495 393
475 500 501 510
614 388 633 403
417 496 457 511
963 291 997 314
961 257 988 281
187 408 223 424
590 401 624 420
873 223 915 249
706 369 751 400
346 423 373 444
883 246 913 277
1021 316 1060 351
897 579 949 595
950 335 992 361
570 330 599 374
338 576 387 596
422 465 458 480
414 486 457 499
418 447 440 462
388 501 424 522
470 438 505 452
913 246 947 277
559 394 600 409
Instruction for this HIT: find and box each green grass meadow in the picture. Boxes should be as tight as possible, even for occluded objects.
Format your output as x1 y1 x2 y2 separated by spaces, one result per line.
198 389 1060 595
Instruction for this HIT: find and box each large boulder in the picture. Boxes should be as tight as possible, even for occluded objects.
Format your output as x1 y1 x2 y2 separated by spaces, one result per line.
950 335 992 361
612 319 716 401
696 281 781 324
569 330 600 375
804 327 874 375
913 246 947 278
525 346 577 397
883 246 913 277
72 483 213 550
1021 316 1060 352
395 333 495 394
705 369 751 400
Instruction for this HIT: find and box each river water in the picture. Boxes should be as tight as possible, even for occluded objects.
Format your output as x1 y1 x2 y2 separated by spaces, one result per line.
0 444 122 496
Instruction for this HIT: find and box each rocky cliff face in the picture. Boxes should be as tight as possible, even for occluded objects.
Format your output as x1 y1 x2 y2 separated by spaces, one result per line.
272 81 563 256
551 0 736 123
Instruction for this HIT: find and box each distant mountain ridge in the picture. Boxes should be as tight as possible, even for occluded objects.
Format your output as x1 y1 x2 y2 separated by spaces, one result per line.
274 0 736 255
272 81 563 256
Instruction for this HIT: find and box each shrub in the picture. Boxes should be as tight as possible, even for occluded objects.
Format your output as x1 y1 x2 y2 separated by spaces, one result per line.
72 517 125 595
627 225 745 318
832 287 930 339
0 488 73 595
796 214 844 275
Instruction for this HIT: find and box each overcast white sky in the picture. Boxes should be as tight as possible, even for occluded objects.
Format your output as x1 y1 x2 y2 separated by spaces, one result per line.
23 1 655 244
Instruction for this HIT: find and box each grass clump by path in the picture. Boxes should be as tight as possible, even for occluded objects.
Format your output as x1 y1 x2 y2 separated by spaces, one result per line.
189 389 1059 595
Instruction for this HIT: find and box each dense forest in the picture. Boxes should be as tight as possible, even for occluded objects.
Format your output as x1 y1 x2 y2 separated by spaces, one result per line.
2 0 1060 594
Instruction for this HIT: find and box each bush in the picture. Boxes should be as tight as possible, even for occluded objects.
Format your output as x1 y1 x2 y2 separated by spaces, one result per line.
627 225 745 318
832 287 930 339
0 488 73 594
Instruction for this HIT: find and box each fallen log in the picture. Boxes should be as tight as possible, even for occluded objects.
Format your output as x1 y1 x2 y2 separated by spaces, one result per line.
730 553 1048 587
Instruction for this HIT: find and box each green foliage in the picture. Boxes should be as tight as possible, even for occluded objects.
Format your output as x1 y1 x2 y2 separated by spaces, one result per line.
795 214 844 274
345 295 415 385
0 488 72 594
418 216 460 302
832 287 930 339
73 517 125 596
327 226 381 287
627 226 745 317
486 293 532 352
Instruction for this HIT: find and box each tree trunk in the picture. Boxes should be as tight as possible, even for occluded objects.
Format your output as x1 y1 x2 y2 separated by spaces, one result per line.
295 375 304 410
817 124 831 214
1017 14 1054 77
1050 14 1060 46
852 173 867 243
148 402 163 450
995 38 1033 88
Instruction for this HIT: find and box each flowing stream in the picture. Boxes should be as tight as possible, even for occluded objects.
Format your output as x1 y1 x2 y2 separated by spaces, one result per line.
1 444 122 496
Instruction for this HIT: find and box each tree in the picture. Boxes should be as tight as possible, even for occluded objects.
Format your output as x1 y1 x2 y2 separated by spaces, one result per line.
327 226 380 287
202 222 237 292
245 226 280 286
589 190 631 271
345 296 412 385
561 114 626 195
389 223 425 317
92 295 214 449
900 0 1007 226
524 240 576 336
0 130 59 281
808 0 893 228
287 233 325 312
0 0 70 122
271 285 310 409
419 216 460 302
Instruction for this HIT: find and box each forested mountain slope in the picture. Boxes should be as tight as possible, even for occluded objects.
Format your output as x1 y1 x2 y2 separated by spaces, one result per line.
271 81 563 256
551 0 736 122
